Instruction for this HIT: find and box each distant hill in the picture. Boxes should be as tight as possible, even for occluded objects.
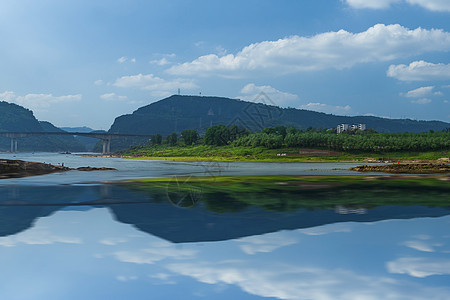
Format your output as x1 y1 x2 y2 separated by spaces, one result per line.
60 126 94 133
60 126 99 152
109 95 450 137
0 101 85 152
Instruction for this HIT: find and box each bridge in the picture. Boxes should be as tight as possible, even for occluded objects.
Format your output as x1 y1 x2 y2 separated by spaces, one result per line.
0 132 153 154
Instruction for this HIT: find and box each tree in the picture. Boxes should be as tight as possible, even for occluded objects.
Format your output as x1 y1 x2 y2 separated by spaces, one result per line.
204 125 230 146
181 129 199 146
166 132 178 146
151 134 162 145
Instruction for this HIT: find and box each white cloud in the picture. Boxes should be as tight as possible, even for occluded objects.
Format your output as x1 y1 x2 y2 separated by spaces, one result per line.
113 242 197 265
150 57 171 66
0 91 16 102
168 261 449 300
116 275 138 282
299 102 352 115
167 24 450 77
404 86 436 98
236 232 299 255
403 240 436 252
100 237 128 245
113 73 198 97
0 229 82 247
117 56 136 64
345 0 450 12
345 0 401 9
239 84 299 107
94 79 104 86
406 0 450 12
1 91 82 111
387 257 450 277
387 61 450 81
411 98 432 104
298 224 352 236
100 93 128 102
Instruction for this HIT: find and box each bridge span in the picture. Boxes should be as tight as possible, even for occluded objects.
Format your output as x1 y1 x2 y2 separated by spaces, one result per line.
0 132 153 154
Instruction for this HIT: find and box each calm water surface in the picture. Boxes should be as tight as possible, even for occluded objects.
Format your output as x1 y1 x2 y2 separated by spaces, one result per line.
0 153 449 300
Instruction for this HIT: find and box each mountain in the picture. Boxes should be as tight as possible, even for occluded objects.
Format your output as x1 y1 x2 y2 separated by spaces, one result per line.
109 95 450 136
60 126 94 133
0 101 86 152
60 126 99 152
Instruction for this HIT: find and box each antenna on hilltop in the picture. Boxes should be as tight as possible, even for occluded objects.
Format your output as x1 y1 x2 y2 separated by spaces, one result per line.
178 88 180 95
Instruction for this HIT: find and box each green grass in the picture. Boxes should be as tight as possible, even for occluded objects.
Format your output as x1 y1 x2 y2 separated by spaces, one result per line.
120 144 449 163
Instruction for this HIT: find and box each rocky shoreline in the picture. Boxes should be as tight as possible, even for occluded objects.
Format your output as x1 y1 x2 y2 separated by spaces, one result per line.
350 163 450 174
0 159 116 179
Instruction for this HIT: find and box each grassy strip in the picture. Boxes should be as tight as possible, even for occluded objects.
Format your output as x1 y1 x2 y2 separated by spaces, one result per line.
121 145 449 163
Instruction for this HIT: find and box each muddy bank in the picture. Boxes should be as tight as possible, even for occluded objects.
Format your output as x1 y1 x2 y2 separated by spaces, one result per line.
0 159 69 179
351 163 450 174
0 159 117 179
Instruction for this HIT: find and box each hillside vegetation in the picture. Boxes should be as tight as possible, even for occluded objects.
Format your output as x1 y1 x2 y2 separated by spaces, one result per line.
0 101 85 152
119 125 450 162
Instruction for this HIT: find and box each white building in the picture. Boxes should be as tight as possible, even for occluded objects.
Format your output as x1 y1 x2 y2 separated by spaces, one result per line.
337 123 349 133
337 123 366 133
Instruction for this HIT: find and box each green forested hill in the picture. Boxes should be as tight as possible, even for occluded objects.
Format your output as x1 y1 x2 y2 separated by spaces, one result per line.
109 95 450 136
0 101 85 152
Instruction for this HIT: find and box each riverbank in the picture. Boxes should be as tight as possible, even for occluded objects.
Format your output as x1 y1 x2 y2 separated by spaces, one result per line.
0 159 116 179
0 159 69 179
351 163 450 174
119 145 450 163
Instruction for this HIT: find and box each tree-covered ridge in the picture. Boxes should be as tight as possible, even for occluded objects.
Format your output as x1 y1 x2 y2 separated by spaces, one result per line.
232 129 450 152
119 124 449 162
0 101 86 152
109 95 450 137
0 101 42 132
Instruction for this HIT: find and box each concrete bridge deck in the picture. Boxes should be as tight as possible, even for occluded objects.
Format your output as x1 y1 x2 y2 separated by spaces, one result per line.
0 132 153 154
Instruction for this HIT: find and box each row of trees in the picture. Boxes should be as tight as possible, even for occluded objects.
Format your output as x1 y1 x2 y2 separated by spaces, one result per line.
233 130 450 152
147 125 449 153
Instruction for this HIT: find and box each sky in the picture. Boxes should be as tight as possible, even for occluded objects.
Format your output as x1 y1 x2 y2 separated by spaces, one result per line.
0 0 449 130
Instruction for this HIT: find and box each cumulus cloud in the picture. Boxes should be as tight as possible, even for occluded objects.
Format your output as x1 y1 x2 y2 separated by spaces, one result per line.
167 24 450 77
345 0 450 12
387 257 450 278
113 73 198 97
387 61 450 81
0 91 82 111
238 84 299 107
299 102 352 115
100 93 128 102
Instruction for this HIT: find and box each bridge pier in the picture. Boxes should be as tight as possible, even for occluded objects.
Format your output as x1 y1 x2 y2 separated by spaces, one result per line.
10 137 18 153
101 137 111 155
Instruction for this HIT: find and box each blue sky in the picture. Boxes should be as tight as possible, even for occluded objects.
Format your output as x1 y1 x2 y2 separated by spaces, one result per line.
0 0 449 129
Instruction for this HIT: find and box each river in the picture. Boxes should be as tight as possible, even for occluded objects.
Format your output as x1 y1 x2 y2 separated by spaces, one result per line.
0 152 449 300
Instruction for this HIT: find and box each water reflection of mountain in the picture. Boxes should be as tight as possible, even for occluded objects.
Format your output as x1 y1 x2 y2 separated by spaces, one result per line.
0 184 449 243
